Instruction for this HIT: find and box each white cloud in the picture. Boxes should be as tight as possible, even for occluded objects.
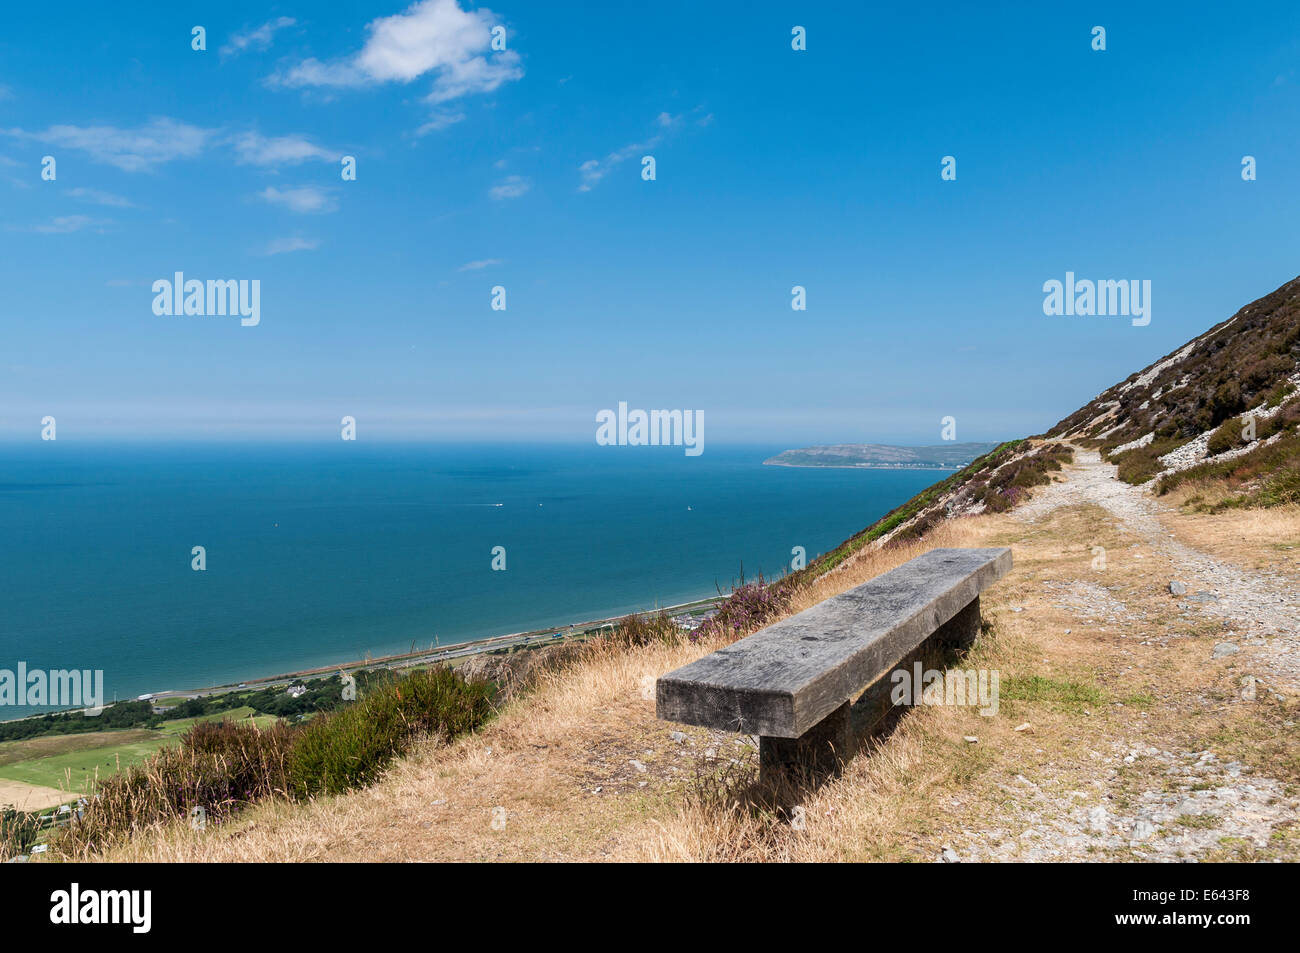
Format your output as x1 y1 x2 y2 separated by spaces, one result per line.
578 139 656 192
415 110 466 135
578 108 711 191
258 185 337 213
422 46 521 104
488 174 530 200
232 132 338 166
261 236 321 255
2 118 212 172
458 258 502 271
1 120 342 172
68 186 133 207
26 215 105 233
270 0 522 129
222 17 296 57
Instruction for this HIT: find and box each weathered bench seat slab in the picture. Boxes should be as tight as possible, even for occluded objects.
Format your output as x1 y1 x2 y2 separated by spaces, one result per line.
657 547 1011 739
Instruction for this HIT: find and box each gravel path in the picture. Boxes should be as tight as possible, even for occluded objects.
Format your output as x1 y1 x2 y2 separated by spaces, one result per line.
1016 449 1300 691
945 448 1300 862
951 743 1295 863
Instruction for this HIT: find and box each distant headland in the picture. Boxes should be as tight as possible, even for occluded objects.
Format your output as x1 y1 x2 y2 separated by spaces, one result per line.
763 442 1001 470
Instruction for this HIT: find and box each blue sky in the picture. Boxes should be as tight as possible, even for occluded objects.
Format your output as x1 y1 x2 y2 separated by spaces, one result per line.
2 1 1299 445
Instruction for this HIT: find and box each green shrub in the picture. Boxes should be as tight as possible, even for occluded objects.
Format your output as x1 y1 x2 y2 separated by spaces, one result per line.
56 672 496 854
1108 436 1189 484
1243 354 1293 391
287 667 494 799
1206 417 1246 456
1158 427 1300 503
1209 379 1244 425
614 610 682 647
1264 380 1296 408
57 718 297 856
1113 446 1164 484
1260 399 1300 439
1205 403 1300 455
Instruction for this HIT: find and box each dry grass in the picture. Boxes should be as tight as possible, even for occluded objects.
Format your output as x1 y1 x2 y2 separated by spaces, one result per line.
1159 483 1300 578
66 483 1298 863
89 637 722 862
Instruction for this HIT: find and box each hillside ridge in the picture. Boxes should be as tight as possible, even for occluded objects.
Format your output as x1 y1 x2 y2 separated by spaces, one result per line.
797 273 1300 556
1044 274 1300 496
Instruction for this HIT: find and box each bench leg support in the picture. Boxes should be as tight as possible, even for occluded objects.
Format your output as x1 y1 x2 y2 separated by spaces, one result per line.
759 700 851 787
934 596 980 652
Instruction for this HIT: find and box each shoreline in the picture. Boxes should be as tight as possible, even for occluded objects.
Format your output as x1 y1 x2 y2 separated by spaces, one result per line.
0 594 727 722
156 592 725 702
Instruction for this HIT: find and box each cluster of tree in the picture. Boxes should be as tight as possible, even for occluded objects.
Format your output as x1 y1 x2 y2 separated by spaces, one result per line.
235 677 346 719
146 675 354 723
0 700 161 743
0 670 403 744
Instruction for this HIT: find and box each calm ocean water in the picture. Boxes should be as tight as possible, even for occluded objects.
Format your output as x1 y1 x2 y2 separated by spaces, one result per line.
0 443 942 718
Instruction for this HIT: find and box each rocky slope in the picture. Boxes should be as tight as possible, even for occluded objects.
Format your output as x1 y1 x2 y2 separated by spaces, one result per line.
1046 274 1300 494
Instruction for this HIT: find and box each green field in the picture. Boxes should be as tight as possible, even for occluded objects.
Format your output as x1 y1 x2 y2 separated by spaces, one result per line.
0 708 277 795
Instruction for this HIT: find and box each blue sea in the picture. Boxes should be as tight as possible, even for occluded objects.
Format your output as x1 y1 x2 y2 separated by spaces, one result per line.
0 443 942 718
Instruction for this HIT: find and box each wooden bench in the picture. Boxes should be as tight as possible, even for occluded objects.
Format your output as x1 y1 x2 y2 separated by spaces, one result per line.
656 547 1012 784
